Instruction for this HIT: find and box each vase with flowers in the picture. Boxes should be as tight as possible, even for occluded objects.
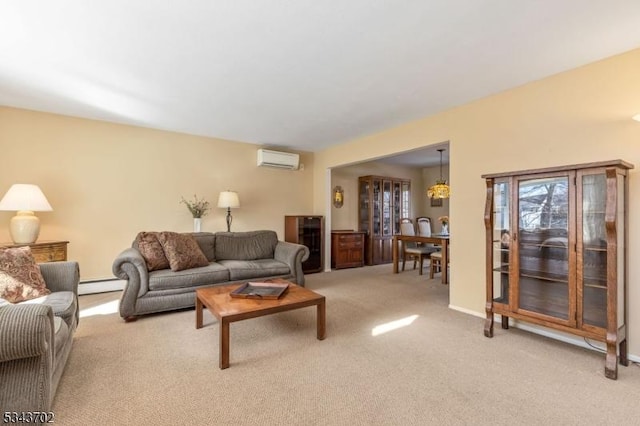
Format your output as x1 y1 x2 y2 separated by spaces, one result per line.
438 215 449 235
181 194 210 232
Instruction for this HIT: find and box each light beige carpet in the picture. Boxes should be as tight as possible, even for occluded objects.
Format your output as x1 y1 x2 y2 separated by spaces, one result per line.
53 265 640 425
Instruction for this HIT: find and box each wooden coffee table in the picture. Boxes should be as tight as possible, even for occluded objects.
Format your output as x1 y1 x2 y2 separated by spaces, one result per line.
195 280 326 369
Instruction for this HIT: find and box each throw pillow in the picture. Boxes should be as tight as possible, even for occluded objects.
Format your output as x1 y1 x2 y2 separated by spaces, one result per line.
134 232 170 271
157 232 209 272
0 246 51 303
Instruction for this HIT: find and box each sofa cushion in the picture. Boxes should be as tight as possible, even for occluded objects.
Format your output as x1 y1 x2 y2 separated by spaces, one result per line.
192 232 216 261
134 232 170 271
157 232 209 271
0 247 51 303
148 262 230 291
217 259 291 281
22 291 76 328
214 231 278 260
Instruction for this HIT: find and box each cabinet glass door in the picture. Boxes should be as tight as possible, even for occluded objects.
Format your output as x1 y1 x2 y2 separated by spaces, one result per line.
392 181 401 234
492 179 510 305
516 174 572 321
300 217 322 271
382 180 392 236
359 179 370 233
402 181 410 218
372 179 381 236
579 173 608 328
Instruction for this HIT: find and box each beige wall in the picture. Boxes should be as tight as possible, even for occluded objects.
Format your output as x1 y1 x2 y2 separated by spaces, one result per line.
0 108 314 280
314 48 640 355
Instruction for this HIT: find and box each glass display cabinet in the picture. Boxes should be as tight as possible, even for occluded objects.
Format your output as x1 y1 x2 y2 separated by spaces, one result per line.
359 176 411 265
482 160 633 379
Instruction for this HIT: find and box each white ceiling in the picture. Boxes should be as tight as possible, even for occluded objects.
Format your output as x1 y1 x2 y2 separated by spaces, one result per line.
2 1 640 157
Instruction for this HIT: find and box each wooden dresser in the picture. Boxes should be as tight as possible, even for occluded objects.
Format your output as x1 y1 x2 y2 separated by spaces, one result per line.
331 231 365 269
1 240 69 263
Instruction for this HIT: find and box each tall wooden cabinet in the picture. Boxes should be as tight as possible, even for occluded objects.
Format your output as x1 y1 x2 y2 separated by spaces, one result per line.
482 160 633 379
284 216 324 273
358 175 411 265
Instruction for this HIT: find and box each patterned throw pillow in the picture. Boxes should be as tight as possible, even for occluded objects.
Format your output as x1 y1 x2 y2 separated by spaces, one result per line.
134 232 170 271
157 232 209 272
0 246 51 303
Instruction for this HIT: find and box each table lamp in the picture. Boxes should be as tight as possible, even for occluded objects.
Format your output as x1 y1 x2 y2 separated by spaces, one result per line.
0 184 53 244
217 190 240 232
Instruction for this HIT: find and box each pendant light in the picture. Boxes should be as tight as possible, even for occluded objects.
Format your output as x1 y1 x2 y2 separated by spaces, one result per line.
427 148 450 199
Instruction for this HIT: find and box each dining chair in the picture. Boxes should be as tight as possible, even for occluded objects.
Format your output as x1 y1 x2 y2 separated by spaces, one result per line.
416 217 432 237
416 216 441 249
429 250 450 282
399 218 439 275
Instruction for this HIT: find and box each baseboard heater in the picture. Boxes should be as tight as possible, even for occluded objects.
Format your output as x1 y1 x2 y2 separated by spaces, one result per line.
79 278 125 295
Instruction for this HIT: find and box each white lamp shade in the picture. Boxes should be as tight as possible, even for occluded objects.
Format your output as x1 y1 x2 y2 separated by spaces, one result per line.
217 191 240 209
0 184 53 211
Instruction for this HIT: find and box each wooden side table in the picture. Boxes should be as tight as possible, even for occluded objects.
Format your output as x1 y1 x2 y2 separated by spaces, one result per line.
0 240 69 263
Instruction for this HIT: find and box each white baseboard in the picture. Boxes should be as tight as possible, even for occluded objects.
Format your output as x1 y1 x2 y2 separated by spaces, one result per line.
78 279 125 295
448 304 640 363
449 304 484 318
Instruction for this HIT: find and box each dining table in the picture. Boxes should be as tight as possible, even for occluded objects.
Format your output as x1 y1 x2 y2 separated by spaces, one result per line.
392 234 450 284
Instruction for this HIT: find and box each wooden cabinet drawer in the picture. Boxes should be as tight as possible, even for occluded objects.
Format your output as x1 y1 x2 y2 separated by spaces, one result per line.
339 240 362 248
338 234 362 243
31 245 67 262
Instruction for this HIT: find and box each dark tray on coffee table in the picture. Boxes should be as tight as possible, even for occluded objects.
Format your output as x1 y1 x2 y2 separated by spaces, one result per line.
229 282 289 299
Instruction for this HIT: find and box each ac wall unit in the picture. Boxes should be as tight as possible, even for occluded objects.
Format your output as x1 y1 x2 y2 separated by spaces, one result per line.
257 149 300 170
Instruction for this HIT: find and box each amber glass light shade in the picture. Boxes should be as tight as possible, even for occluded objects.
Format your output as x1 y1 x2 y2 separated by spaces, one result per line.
427 149 450 199
427 180 451 199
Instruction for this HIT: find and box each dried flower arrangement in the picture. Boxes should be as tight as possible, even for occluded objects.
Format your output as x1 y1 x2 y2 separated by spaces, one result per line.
180 194 210 218
438 216 449 225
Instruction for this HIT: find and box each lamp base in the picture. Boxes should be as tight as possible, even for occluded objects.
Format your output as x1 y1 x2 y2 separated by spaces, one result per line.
9 210 40 244
226 208 233 232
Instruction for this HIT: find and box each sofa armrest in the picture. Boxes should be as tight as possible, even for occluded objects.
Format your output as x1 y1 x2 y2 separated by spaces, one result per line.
274 241 310 286
112 248 150 319
0 304 53 363
39 261 80 294
0 304 54 412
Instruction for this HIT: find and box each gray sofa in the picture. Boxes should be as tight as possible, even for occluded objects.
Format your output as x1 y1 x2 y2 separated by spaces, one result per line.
112 230 309 321
0 261 80 413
